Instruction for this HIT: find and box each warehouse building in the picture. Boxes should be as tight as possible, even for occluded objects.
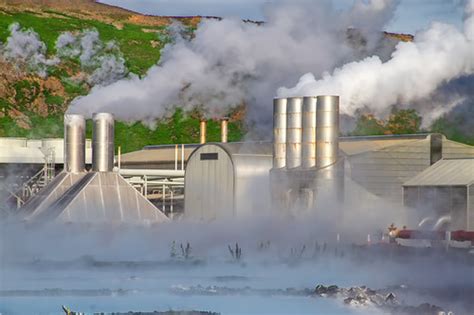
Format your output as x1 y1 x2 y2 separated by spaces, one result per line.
184 141 272 220
403 158 474 231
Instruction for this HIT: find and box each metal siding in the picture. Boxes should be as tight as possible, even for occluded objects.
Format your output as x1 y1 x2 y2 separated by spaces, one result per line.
55 172 167 223
468 185 474 230
442 139 474 159
184 145 234 220
233 154 273 216
347 138 431 201
404 159 474 186
450 186 467 230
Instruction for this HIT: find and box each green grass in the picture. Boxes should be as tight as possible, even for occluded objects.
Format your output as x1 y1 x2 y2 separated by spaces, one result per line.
0 10 164 74
0 111 242 150
0 10 246 148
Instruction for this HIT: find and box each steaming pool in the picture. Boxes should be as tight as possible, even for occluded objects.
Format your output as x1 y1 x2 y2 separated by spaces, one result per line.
1 258 375 315
1 222 473 315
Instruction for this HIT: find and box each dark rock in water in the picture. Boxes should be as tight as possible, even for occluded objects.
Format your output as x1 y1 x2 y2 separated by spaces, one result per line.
314 284 340 296
385 292 396 303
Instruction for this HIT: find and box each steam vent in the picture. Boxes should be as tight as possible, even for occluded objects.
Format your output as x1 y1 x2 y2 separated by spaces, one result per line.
19 113 169 224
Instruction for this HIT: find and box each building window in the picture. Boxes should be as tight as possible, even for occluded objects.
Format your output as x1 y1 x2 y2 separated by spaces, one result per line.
200 153 218 160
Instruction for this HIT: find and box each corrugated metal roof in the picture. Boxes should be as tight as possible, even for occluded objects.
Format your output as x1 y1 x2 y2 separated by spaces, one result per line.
403 159 474 187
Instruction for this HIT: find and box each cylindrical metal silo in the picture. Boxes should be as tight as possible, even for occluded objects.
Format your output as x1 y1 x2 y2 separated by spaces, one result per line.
286 97 303 169
200 120 207 144
221 118 228 143
273 98 287 169
64 114 86 173
92 113 115 172
316 95 339 168
302 96 317 169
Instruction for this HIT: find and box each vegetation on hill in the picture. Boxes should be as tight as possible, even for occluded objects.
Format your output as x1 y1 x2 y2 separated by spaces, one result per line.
0 1 472 153
0 4 243 152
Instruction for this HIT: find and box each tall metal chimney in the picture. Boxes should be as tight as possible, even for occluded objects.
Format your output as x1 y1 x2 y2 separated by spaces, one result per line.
92 113 115 172
286 97 303 169
316 95 339 168
302 96 317 169
64 114 86 173
200 120 207 144
273 98 287 169
221 118 229 143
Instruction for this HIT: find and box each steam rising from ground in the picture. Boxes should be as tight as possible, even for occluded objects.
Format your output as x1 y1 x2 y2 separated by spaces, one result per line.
1 23 59 77
279 0 474 124
0 24 127 85
67 0 399 122
56 29 128 86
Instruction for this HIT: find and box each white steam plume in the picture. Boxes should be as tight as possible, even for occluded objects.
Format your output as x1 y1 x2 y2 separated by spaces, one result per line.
56 29 127 86
2 23 59 77
67 0 398 122
278 0 474 123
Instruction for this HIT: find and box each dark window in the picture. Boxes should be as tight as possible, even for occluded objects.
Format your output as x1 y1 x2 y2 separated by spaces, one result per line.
200 153 218 160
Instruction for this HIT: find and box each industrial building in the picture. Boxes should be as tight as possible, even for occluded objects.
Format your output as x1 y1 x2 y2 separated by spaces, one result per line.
184 141 272 220
0 137 93 209
1 93 474 230
183 95 474 231
403 158 474 231
17 113 168 224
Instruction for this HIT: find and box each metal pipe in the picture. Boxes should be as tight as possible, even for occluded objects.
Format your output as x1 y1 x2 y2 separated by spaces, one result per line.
316 95 339 168
302 96 317 169
181 143 184 170
200 120 207 144
286 97 303 169
116 168 185 177
273 98 287 169
92 113 115 172
221 118 229 143
418 216 435 229
395 229 474 242
64 114 86 173
118 146 121 170
174 144 178 170
433 215 451 231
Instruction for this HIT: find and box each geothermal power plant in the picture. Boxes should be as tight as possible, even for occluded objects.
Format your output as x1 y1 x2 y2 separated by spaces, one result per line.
1 95 474 242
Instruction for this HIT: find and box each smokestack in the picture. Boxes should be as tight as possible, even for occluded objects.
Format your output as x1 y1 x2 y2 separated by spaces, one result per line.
200 120 207 144
302 96 317 169
316 95 339 168
430 133 443 165
64 114 86 173
92 113 115 172
221 118 229 143
286 97 303 169
273 98 287 169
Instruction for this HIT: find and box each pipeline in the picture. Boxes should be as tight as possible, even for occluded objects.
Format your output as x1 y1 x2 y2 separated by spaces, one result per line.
396 229 474 242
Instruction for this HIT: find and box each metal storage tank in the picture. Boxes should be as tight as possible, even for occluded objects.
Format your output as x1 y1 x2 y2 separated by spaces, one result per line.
184 142 272 220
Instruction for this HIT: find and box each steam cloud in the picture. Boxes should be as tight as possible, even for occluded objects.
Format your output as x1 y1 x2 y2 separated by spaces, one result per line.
1 23 59 77
278 0 474 124
56 29 127 86
67 0 399 122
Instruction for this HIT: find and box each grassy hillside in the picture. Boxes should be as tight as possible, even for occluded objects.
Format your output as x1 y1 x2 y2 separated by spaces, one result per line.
0 1 471 151
0 3 244 153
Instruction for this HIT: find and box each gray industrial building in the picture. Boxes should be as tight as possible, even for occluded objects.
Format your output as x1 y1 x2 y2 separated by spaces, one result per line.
183 94 474 229
17 113 168 224
183 134 474 221
184 141 272 220
403 158 474 231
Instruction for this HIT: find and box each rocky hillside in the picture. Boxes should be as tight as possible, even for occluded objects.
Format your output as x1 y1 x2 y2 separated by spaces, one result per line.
0 0 244 152
1 1 470 152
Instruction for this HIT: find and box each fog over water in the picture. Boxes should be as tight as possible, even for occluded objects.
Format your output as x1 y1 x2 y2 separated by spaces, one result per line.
1 214 473 314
